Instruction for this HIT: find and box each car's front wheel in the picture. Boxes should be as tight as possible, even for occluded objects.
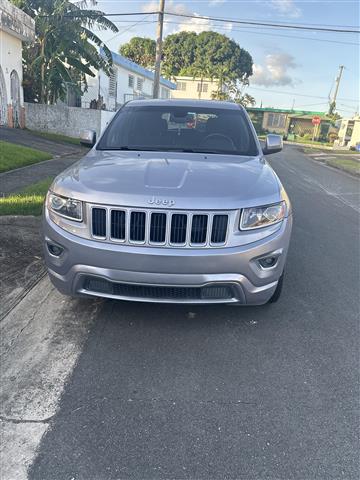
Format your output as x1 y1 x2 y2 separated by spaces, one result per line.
268 273 284 303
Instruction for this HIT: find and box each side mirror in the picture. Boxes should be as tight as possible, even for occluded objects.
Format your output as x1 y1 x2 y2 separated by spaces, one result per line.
80 129 96 147
263 134 283 155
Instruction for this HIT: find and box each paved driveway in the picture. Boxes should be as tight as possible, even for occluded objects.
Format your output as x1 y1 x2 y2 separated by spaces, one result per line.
1 146 359 480
0 128 86 194
0 127 81 156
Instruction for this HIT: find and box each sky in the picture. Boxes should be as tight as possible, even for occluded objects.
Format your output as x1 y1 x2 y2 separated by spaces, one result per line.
94 0 359 117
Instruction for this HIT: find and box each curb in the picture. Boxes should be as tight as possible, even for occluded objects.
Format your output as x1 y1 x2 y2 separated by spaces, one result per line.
0 152 82 177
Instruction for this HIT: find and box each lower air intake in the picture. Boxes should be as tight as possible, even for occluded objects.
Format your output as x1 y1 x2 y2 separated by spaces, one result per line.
83 277 234 301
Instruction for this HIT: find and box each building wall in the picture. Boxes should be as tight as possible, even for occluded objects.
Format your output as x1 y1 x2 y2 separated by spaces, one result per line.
0 30 23 103
0 29 23 125
82 64 172 110
171 77 219 100
350 119 360 148
262 111 289 134
24 103 114 138
0 0 35 126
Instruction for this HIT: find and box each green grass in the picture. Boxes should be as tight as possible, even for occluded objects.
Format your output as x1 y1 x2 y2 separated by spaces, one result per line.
286 138 333 147
325 157 360 176
29 130 81 146
0 177 54 216
0 141 52 173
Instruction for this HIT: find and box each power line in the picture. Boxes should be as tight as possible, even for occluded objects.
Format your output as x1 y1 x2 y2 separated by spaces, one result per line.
162 11 360 33
246 86 359 102
44 9 360 33
106 13 154 43
160 20 359 45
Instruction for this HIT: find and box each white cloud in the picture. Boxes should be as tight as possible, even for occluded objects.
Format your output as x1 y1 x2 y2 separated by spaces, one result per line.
251 53 298 87
270 0 302 18
209 0 226 5
143 1 232 34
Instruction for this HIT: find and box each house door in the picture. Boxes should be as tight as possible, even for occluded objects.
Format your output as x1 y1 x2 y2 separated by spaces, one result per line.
10 70 21 127
0 66 7 126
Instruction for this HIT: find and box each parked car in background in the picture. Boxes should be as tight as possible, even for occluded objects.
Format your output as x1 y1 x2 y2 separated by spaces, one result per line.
43 99 292 305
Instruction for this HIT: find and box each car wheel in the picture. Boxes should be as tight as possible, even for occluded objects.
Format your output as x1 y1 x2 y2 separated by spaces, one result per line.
268 273 284 303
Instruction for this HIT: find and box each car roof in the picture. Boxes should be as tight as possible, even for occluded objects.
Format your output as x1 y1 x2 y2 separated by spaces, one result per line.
126 98 244 111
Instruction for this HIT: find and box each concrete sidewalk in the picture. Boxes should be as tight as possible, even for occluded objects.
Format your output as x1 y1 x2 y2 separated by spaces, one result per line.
0 155 82 195
0 128 87 194
0 127 81 156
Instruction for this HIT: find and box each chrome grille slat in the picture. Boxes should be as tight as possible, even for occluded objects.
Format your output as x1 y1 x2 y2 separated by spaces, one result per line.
91 206 229 248
191 214 208 244
170 213 187 244
150 212 166 243
130 211 146 242
92 207 107 238
111 210 126 240
211 215 229 244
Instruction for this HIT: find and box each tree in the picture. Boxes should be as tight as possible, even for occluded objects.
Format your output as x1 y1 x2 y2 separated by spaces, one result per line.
120 31 253 98
119 37 156 69
12 0 118 104
162 31 198 78
212 82 256 107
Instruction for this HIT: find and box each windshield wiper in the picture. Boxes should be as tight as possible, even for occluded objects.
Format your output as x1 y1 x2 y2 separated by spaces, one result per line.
99 146 244 155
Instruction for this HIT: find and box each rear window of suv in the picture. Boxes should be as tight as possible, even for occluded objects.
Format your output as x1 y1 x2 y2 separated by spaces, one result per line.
97 105 259 157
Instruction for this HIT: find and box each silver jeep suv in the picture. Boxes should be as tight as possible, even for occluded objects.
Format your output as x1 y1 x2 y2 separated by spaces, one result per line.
43 99 292 305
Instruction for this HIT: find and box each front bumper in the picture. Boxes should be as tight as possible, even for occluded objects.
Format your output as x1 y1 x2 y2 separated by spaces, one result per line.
43 211 292 305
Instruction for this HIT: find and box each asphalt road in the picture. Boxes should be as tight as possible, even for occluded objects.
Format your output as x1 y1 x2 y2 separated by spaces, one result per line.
2 146 359 479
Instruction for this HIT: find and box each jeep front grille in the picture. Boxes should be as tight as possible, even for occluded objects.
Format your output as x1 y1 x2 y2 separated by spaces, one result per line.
90 206 229 248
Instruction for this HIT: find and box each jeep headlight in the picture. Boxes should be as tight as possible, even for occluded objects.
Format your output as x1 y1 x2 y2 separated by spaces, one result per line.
48 192 83 221
240 201 285 230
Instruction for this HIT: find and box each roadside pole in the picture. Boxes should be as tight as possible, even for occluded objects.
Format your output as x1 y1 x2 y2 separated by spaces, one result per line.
153 0 165 99
328 65 345 115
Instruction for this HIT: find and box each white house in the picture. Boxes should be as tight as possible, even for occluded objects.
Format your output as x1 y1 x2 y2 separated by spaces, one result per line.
81 50 176 110
334 116 360 149
171 76 222 101
0 0 35 127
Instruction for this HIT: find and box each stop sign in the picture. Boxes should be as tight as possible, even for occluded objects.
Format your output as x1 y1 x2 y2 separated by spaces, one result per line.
312 116 321 125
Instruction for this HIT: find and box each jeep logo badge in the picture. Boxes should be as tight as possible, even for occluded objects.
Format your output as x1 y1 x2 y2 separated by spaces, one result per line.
148 196 175 207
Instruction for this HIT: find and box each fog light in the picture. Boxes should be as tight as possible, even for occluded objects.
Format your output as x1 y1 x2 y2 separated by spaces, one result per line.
47 242 64 257
258 256 278 269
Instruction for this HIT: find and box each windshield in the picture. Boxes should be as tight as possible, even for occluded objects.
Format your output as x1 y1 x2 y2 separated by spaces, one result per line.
97 105 259 156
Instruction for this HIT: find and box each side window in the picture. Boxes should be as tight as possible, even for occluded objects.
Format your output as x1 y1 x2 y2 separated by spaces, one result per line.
176 82 186 91
267 113 274 128
136 78 144 91
128 75 134 88
202 83 208 93
267 113 286 128
109 68 117 98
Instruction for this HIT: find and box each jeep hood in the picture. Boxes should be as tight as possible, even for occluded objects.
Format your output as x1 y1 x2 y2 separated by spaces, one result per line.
52 150 281 210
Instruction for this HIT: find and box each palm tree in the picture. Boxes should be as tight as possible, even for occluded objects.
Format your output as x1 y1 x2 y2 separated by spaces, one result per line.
12 0 118 103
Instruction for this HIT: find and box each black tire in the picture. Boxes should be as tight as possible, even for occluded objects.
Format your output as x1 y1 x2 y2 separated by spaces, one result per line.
268 273 284 303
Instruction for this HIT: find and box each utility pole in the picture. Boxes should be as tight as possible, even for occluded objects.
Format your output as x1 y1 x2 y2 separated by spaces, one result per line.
328 65 345 115
153 0 165 99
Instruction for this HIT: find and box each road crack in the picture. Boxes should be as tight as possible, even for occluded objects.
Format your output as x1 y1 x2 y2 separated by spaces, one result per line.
0 414 54 424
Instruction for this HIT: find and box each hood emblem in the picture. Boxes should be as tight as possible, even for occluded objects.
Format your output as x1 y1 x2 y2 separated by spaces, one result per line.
148 196 175 207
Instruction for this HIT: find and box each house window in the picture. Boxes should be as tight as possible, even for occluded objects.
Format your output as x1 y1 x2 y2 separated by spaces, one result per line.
128 75 134 88
176 82 186 91
136 77 144 91
197 82 208 93
267 113 286 129
109 68 117 98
